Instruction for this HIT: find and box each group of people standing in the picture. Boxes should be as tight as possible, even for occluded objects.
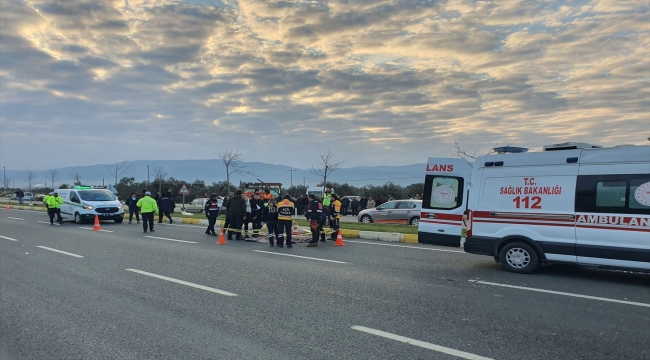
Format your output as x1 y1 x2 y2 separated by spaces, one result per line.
124 189 177 233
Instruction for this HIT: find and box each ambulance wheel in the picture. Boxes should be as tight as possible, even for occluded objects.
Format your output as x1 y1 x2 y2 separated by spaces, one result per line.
409 217 420 226
74 213 84 224
499 242 540 274
360 215 373 223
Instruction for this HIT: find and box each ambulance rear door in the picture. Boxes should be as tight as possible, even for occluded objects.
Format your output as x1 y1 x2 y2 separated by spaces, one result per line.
418 158 473 247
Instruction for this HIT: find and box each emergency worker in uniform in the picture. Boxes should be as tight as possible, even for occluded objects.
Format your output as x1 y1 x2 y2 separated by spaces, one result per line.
306 194 323 247
204 193 220 236
137 191 159 233
262 198 279 246
329 193 342 240
46 191 64 225
276 195 295 248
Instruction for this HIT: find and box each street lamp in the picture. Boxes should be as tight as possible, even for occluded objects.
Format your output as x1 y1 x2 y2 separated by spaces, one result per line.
287 169 295 187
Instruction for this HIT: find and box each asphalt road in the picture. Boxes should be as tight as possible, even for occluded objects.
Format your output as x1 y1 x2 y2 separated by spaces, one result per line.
1 209 649 360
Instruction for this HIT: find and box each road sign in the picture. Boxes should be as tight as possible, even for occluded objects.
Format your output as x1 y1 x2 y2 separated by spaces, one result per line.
178 184 190 195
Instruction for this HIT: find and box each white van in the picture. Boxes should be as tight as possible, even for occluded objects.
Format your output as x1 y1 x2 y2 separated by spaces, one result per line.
458 142 649 273
418 158 473 246
57 186 125 224
306 187 335 198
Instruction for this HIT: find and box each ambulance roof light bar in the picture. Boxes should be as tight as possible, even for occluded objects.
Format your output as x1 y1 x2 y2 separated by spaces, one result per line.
493 146 529 154
543 142 603 151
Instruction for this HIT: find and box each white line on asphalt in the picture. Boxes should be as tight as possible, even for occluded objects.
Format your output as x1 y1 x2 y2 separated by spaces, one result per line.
144 236 197 244
0 235 18 241
345 240 466 253
351 326 493 360
79 227 114 233
36 246 84 258
253 250 347 264
7 217 24 220
468 280 650 308
37 221 60 225
125 269 237 296
156 223 203 228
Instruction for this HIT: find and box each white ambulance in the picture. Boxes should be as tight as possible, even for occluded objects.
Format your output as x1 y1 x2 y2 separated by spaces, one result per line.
57 186 125 224
458 142 650 273
417 158 473 246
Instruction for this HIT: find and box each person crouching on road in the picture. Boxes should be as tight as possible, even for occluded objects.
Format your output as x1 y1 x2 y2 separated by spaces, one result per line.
46 191 64 225
329 194 342 241
125 192 140 224
306 194 323 247
204 193 220 236
276 195 295 248
262 198 279 246
157 192 173 224
137 191 159 233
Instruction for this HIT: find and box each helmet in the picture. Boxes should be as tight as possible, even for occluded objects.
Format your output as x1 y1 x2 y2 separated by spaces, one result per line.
210 193 217 199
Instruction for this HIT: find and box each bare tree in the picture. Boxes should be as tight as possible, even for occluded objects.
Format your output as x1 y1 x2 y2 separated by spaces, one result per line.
46 169 59 189
309 149 345 190
25 171 37 194
152 167 168 194
218 149 257 190
106 161 135 186
70 172 83 186
451 140 518 167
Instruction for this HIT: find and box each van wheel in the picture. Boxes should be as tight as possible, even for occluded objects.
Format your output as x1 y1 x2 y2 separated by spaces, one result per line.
409 217 420 226
499 242 540 274
360 215 373 223
74 213 83 224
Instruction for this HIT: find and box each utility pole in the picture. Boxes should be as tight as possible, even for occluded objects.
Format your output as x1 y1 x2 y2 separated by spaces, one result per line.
147 165 150 183
287 170 295 187
3 166 5 192
303 177 306 187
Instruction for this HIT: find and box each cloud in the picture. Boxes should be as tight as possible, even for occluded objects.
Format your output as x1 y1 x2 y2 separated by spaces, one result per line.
0 0 648 174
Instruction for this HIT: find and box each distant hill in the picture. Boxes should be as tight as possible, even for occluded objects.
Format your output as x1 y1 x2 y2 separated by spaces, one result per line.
3 159 426 189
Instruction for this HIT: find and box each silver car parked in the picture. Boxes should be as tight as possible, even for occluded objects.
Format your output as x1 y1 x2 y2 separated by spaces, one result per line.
182 198 222 213
357 200 422 226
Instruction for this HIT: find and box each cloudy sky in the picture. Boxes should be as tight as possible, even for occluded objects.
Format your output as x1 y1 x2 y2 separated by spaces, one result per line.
1 0 648 171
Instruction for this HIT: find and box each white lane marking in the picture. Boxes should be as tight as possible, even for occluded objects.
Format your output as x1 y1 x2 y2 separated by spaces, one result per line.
37 221 60 225
469 280 650 308
156 223 204 228
0 235 18 241
7 217 24 221
36 246 84 258
79 227 114 233
352 326 493 360
254 250 347 264
126 269 237 296
144 236 197 244
346 240 465 253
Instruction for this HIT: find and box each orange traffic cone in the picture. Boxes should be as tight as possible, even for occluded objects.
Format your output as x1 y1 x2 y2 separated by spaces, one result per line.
216 228 227 245
292 222 300 235
5 205 10 210
334 229 345 246
92 215 102 231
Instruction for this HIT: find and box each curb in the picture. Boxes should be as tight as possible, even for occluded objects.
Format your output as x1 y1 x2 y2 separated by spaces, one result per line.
6 206 419 244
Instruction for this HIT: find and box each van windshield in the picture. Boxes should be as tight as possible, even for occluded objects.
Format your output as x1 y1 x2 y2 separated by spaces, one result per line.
78 190 117 201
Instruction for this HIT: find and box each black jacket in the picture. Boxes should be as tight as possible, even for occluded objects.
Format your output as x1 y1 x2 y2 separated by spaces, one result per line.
262 204 278 222
342 198 350 207
226 196 246 215
250 198 263 214
125 196 139 209
157 195 171 212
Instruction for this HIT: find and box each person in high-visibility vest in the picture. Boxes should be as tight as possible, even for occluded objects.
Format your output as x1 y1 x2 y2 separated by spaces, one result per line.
45 191 64 225
328 193 342 240
276 195 295 248
137 191 159 233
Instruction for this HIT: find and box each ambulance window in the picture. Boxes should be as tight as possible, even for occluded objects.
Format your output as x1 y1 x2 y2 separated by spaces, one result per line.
596 181 626 207
423 176 462 210
629 179 650 209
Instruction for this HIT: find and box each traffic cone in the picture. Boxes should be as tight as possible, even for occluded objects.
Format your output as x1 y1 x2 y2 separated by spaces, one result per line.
334 229 345 246
5 205 9 210
292 222 300 235
216 228 227 245
92 215 102 231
